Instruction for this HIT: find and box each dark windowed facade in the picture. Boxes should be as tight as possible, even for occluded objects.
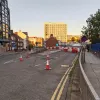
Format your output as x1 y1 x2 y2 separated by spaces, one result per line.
0 0 10 44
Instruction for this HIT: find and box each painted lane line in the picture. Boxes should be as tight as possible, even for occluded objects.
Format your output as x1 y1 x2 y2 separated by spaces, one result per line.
72 55 78 65
56 68 71 100
51 68 70 100
61 65 69 68
51 55 78 100
14 60 18 63
4 60 14 64
39 50 61 55
56 55 78 100
35 64 41 67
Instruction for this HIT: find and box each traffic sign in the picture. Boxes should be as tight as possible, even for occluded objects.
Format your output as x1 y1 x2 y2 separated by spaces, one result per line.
81 36 87 42
56 43 59 46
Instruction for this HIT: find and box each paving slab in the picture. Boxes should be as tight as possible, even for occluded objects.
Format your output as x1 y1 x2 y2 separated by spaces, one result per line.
84 52 100 97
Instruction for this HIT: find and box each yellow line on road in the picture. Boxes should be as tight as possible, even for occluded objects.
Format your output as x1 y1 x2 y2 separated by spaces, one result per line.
51 55 78 100
56 68 71 100
72 55 78 65
51 68 70 100
56 55 78 100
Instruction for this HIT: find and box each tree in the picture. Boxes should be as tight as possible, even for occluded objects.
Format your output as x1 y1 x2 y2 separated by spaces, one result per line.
81 9 100 43
28 44 33 51
71 37 75 41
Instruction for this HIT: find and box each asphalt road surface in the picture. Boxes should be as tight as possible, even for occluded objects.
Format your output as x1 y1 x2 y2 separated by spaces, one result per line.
0 50 77 100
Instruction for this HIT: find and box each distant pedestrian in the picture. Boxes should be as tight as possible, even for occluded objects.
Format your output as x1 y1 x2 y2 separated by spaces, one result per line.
86 44 90 52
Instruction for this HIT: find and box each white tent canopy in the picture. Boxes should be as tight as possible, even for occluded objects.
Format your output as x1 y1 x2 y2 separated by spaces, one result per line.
85 39 91 44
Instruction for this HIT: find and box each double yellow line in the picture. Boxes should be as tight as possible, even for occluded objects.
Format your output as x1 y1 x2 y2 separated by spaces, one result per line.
51 55 78 100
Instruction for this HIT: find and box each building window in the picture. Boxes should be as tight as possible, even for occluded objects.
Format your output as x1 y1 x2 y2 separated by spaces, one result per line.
0 0 10 41
0 32 2 39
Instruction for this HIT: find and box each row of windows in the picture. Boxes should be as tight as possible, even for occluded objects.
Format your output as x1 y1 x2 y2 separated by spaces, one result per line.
45 31 66 32
47 36 67 38
18 43 23 46
0 33 8 39
1 11 8 16
0 27 9 32
45 27 66 29
0 5 9 14
45 26 66 28
45 35 66 39
1 0 8 8
45 36 66 39
45 24 66 26
45 29 66 31
0 14 9 18
45 33 66 35
0 16 9 21
0 21 9 26
0 0 10 40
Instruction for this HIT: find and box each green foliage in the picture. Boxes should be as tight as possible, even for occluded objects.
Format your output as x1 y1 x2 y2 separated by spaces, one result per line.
28 44 33 50
81 9 100 43
71 37 75 41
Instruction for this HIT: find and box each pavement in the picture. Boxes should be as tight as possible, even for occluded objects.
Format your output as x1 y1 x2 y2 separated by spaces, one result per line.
83 52 100 97
0 50 29 57
0 50 77 100
0 51 19 56
0 48 46 57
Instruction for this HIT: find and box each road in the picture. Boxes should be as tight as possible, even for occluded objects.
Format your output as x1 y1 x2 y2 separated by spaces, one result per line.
0 50 77 100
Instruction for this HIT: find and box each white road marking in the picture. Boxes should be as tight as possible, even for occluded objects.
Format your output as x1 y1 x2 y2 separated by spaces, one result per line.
50 50 61 53
35 64 41 66
14 60 18 63
39 50 61 55
4 60 14 64
61 65 69 67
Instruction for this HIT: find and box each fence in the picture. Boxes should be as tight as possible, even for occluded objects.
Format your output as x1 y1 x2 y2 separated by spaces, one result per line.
91 43 100 51
90 43 100 58
79 48 100 100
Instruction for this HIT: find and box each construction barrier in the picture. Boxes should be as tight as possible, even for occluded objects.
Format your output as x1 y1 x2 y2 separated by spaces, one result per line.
72 47 78 53
68 47 72 52
19 55 23 61
64 47 68 52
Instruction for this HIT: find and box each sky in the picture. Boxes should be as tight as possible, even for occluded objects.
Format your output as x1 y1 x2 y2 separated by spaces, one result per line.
8 0 100 37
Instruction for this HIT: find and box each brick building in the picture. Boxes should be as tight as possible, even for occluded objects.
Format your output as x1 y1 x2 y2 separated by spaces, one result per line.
46 34 58 49
8 31 23 51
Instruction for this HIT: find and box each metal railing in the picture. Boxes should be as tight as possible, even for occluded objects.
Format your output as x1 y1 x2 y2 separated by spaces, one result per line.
79 49 100 100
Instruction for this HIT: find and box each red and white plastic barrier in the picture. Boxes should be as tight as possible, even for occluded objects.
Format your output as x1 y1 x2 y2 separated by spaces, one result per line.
64 47 68 52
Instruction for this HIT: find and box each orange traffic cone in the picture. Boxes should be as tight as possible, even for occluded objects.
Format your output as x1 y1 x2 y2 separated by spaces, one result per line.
19 55 23 61
45 60 51 70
